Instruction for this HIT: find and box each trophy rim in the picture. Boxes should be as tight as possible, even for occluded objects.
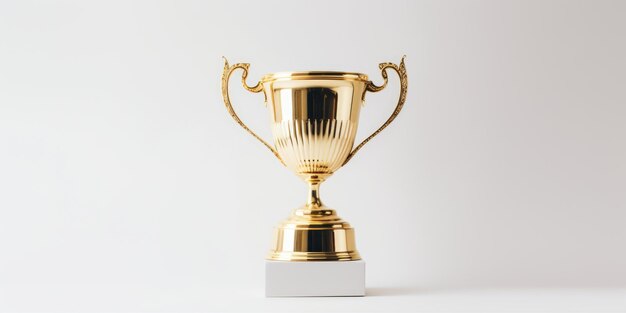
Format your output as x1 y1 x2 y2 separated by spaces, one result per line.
261 71 369 83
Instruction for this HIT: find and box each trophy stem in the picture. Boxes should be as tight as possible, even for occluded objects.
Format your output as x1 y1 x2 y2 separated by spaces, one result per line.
306 179 323 207
302 173 329 208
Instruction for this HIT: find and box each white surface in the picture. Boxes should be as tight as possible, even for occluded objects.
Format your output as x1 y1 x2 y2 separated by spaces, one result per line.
0 285 624 312
266 260 365 297
1 0 625 312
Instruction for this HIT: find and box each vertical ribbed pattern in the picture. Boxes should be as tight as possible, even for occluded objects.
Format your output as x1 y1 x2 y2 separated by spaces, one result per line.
273 119 357 174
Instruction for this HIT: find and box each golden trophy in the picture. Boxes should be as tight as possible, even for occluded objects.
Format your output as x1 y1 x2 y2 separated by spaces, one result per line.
221 57 407 296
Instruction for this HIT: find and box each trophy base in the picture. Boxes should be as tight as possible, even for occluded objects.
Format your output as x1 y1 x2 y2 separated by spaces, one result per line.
268 205 361 261
265 260 365 297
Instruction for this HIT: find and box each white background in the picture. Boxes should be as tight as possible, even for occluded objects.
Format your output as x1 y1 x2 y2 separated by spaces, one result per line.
1 0 625 312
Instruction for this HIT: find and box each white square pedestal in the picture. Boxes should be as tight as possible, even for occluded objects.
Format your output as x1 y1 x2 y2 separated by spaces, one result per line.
265 260 365 297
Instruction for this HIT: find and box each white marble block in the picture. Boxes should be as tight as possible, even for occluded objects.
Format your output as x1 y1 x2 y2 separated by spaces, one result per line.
265 260 365 297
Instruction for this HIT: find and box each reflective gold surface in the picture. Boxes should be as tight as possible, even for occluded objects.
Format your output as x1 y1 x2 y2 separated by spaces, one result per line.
221 57 408 261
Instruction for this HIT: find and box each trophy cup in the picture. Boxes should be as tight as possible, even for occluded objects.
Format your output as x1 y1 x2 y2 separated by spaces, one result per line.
221 57 407 296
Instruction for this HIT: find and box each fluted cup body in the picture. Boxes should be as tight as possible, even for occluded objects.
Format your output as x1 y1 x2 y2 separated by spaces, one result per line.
261 72 369 176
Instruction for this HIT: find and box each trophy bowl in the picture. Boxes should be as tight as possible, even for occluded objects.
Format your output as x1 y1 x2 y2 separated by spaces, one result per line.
222 57 407 261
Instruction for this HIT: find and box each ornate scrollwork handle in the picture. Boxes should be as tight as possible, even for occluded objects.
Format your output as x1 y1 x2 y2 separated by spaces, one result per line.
221 57 285 165
343 56 408 166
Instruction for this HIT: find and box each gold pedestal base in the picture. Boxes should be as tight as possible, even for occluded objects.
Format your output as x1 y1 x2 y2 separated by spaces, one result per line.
268 206 361 261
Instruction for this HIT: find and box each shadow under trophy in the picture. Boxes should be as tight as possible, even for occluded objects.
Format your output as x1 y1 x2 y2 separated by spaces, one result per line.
221 57 407 296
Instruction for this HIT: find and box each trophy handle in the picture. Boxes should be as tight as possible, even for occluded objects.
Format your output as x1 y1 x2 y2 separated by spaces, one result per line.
221 57 285 165
343 56 408 166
